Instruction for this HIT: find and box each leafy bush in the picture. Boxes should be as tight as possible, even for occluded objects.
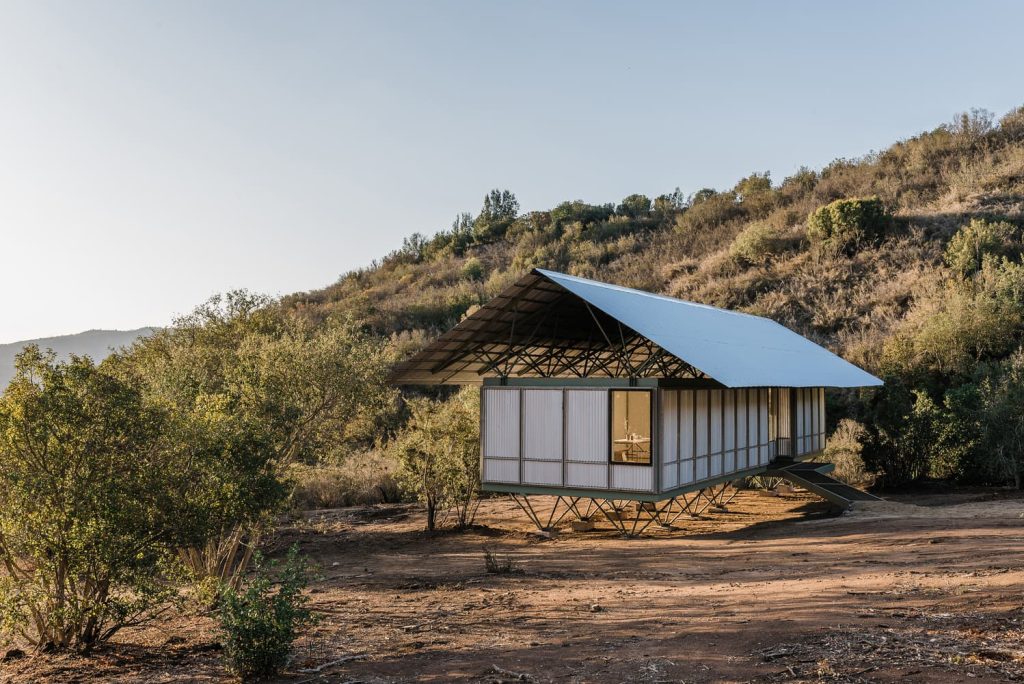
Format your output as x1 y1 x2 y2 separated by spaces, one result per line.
461 257 485 281
218 546 317 682
0 348 180 653
819 419 875 488
390 387 480 531
1000 106 1024 142
861 386 939 487
119 294 397 584
675 190 742 233
729 221 787 265
974 349 1024 488
806 196 892 255
616 194 652 218
944 218 1019 279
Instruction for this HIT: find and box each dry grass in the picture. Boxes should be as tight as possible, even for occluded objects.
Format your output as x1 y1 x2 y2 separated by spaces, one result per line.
287 451 403 510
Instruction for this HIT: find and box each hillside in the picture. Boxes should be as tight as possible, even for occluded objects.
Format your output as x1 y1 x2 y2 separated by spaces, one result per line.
0 328 156 388
287 108 1023 360
285 106 1024 487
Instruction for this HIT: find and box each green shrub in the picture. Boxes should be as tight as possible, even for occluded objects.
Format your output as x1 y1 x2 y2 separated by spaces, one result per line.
861 384 939 487
616 194 652 218
819 419 875 487
218 546 317 681
461 257 485 281
944 218 1019 279
390 387 480 531
999 106 1024 142
0 347 180 653
675 190 742 233
806 196 892 255
729 221 786 265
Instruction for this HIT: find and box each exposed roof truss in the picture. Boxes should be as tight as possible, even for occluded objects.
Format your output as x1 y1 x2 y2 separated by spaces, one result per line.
390 271 706 384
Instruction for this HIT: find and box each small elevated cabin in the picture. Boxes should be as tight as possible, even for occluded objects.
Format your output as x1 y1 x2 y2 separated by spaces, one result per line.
391 269 882 524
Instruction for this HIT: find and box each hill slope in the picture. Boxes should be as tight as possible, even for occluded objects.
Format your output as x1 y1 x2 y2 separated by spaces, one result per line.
0 328 156 388
286 108 1024 369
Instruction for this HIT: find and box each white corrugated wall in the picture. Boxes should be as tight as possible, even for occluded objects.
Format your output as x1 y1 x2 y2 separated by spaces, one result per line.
522 390 563 461
482 388 521 484
565 389 609 488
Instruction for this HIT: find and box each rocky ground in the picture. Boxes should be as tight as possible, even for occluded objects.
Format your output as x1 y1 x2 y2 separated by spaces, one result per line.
2 487 1024 683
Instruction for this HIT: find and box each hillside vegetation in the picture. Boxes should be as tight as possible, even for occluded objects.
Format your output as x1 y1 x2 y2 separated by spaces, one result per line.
285 106 1024 488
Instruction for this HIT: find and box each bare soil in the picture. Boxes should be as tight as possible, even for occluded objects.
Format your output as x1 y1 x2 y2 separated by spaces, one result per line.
3 488 1024 683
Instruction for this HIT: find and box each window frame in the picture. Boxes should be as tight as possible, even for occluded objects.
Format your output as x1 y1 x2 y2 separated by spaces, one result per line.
607 388 654 467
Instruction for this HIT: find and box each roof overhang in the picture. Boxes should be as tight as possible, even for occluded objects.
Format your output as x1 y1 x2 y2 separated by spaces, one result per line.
389 269 883 388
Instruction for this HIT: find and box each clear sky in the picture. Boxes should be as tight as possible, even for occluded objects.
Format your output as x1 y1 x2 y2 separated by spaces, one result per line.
1 0 1023 343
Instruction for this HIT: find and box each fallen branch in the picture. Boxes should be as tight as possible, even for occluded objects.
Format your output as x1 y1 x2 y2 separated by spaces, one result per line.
297 652 368 674
488 663 533 681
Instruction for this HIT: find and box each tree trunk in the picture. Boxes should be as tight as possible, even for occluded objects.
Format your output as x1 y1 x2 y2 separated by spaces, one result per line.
426 496 437 532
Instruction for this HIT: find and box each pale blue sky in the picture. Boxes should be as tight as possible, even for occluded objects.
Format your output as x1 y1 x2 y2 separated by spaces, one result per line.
1 1 1023 343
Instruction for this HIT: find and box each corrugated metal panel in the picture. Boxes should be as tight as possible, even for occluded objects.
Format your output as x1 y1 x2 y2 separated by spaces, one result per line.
680 390 694 460
710 390 722 454
818 387 826 452
566 462 608 488
741 389 749 454
723 450 736 473
565 390 608 462
523 460 562 486
680 459 695 484
483 459 519 483
522 390 562 461
483 388 520 459
723 390 735 451
662 462 678 490
777 387 791 439
695 456 708 481
709 452 723 477
610 464 653 491
747 389 758 445
661 390 679 463
759 389 769 444
695 391 709 457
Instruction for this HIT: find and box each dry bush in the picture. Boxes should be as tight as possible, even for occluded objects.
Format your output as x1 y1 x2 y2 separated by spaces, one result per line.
482 548 520 574
287 451 403 510
821 419 876 488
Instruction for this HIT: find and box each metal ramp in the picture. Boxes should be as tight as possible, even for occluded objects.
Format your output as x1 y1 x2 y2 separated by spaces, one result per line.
767 461 881 510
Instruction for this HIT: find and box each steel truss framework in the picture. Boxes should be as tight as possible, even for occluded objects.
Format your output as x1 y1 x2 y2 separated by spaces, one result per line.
508 482 742 537
390 271 709 384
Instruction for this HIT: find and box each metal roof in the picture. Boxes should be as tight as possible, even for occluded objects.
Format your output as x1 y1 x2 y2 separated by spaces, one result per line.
389 268 883 388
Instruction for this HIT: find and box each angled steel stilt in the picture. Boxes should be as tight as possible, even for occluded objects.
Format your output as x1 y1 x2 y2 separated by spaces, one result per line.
509 494 545 531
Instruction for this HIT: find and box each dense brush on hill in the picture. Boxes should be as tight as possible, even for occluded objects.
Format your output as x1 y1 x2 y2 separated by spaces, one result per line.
285 106 1024 489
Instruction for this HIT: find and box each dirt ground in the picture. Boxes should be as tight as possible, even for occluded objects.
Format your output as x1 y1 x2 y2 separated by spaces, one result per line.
3 487 1024 683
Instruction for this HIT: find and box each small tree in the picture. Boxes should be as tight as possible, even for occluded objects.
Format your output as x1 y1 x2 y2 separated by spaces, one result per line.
117 293 396 585
0 348 179 652
976 349 1024 488
392 388 480 531
217 546 317 681
944 218 1019 280
861 384 939 487
473 189 519 243
616 194 652 218
806 196 892 255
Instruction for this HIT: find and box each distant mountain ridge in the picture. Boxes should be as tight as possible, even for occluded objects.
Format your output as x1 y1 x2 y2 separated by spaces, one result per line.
0 328 156 389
